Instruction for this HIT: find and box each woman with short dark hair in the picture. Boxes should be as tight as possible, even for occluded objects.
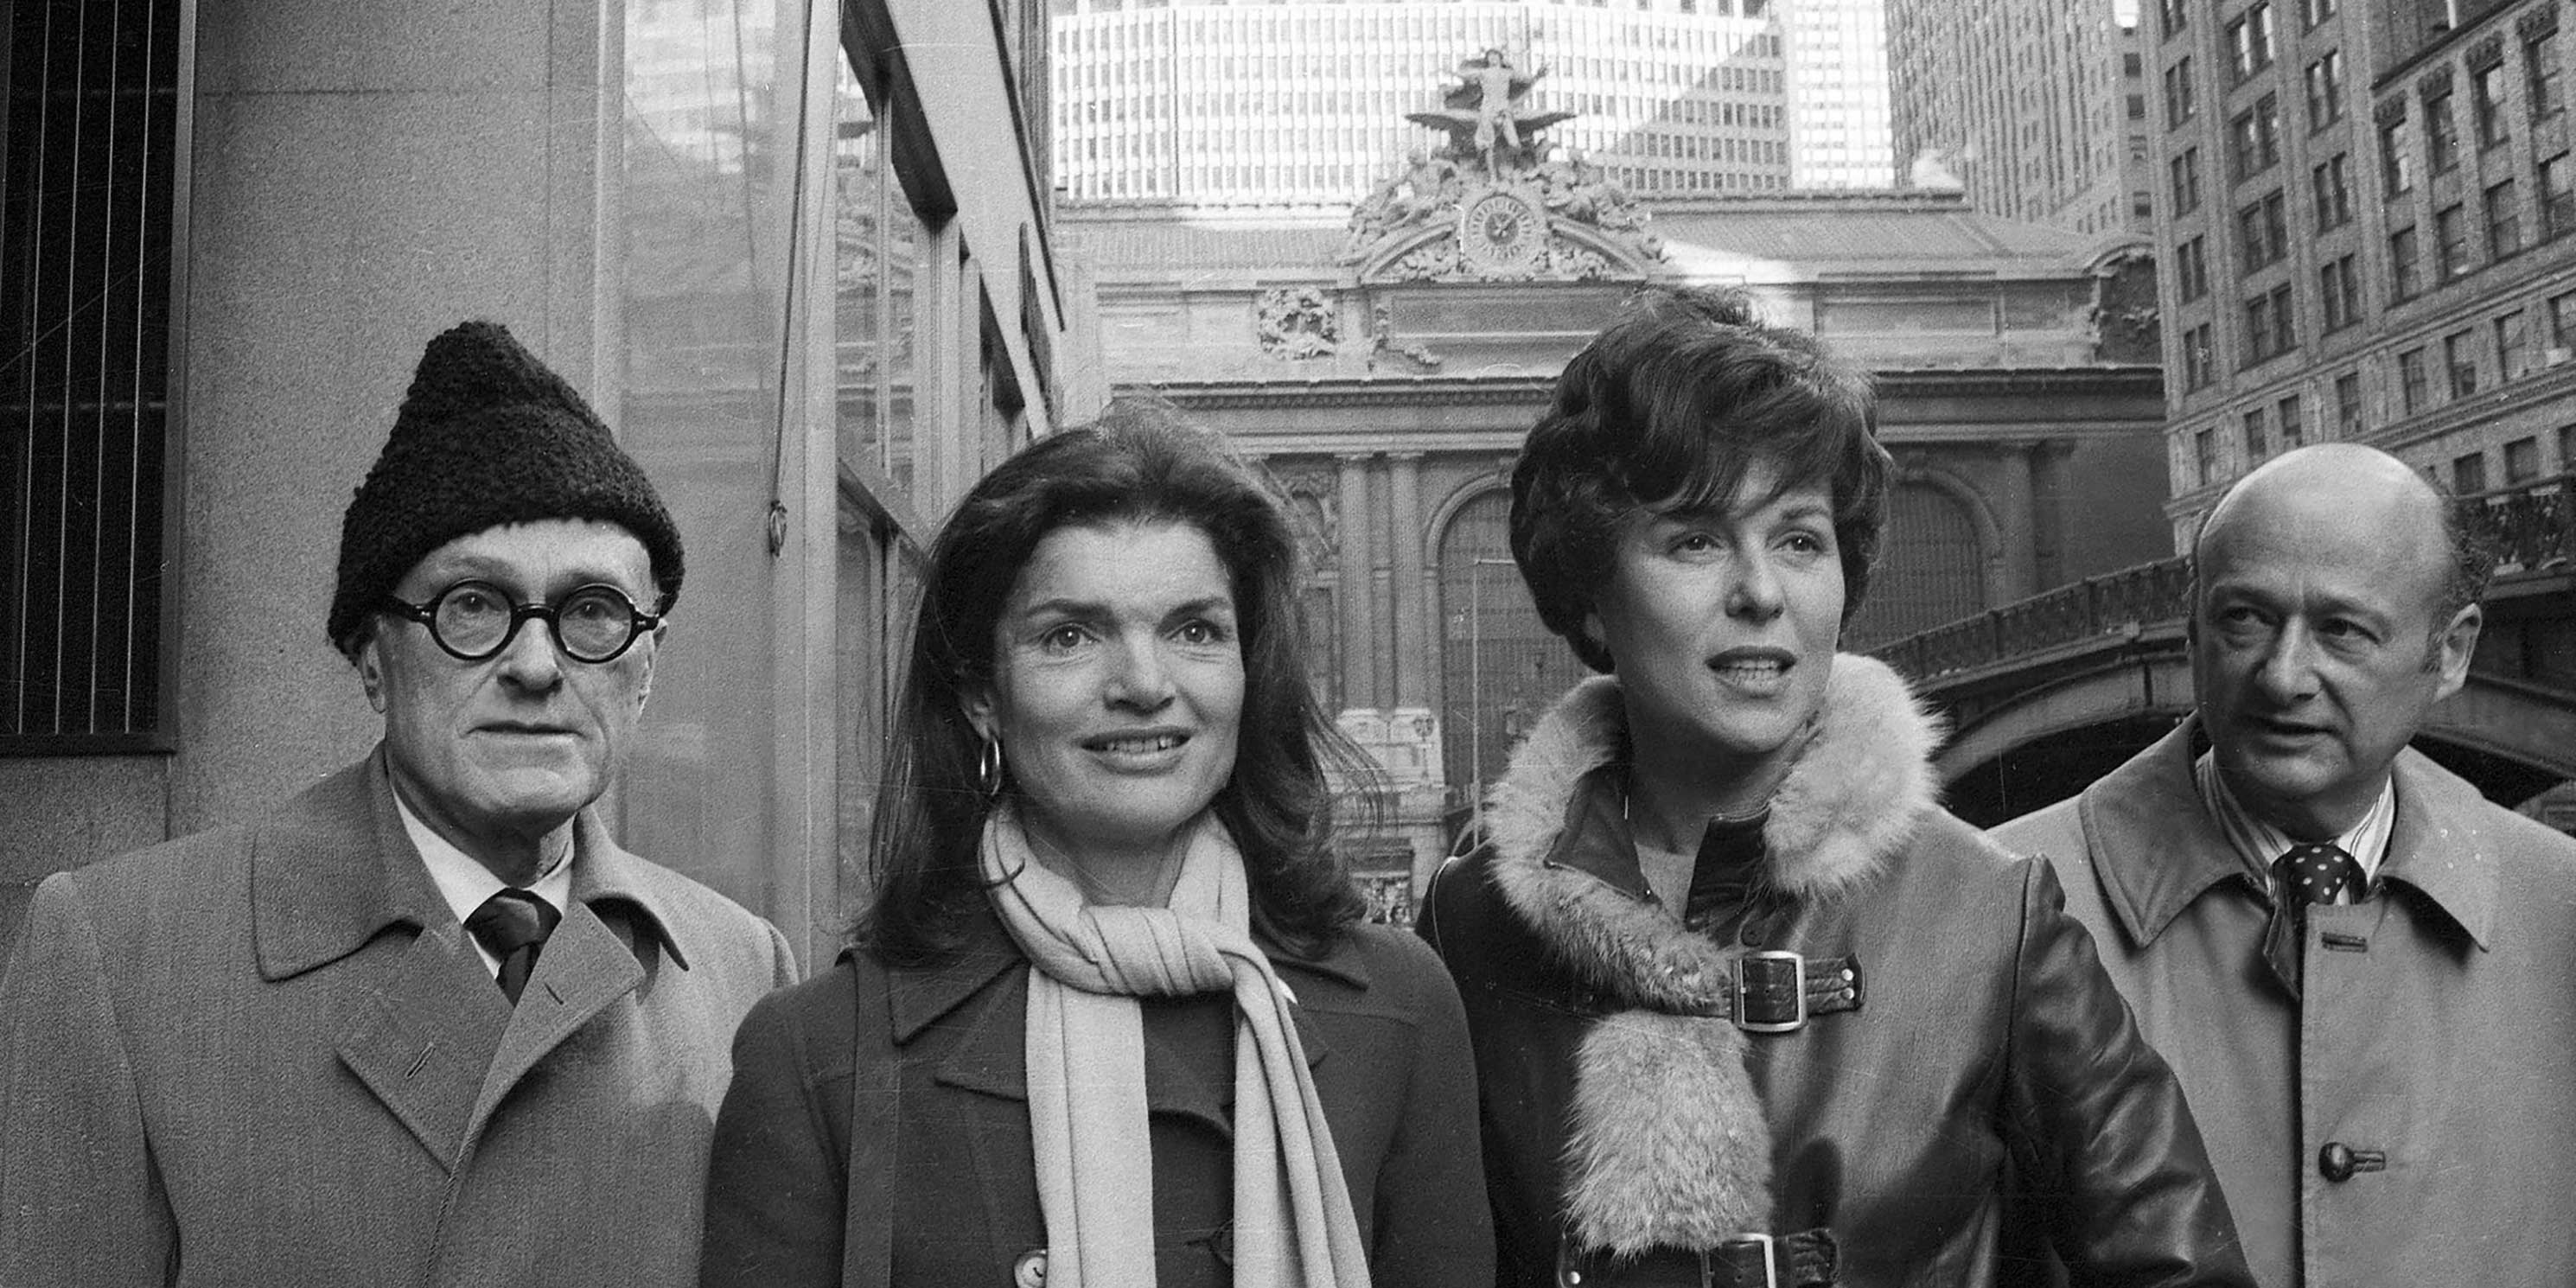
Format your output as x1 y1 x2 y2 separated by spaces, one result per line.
703 406 1492 1288
1419 287 2252 1287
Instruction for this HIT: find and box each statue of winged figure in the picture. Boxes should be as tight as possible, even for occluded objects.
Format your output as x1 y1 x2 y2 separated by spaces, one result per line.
1405 47 1574 175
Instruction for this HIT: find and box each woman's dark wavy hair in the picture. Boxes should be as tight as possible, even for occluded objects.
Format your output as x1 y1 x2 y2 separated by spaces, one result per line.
1510 286 1892 673
858 402 1373 965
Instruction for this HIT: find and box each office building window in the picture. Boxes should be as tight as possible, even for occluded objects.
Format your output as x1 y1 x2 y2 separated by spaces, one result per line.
2184 322 2216 389
2532 31 2564 119
2229 94 2282 180
2389 226 2421 300
2319 254 2360 330
2542 152 2576 239
2379 115 2413 195
2488 178 2524 258
2506 436 2542 484
2398 347 2430 412
2334 371 2363 436
2195 427 2218 484
2435 203 2471 279
2278 393 2306 449
2228 3 2276 80
2427 88 2458 172
2243 407 2270 461
2446 328 2483 398
2305 50 2344 129
2171 147 2203 213
2165 58 2197 128
2311 154 2353 229
2299 0 2336 28
2476 61 2511 148
2245 284 2297 364
2160 0 2188 37
2178 234 2210 301
2561 425 2576 475
2237 190 2289 270
2553 290 2576 351
2498 309 2531 379
2453 451 2489 494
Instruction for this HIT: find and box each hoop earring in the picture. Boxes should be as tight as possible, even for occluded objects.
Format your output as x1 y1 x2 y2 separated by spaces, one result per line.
977 736 1005 800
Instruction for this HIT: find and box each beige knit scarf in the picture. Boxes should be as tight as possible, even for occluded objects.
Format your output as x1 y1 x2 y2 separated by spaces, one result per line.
979 806 1372 1288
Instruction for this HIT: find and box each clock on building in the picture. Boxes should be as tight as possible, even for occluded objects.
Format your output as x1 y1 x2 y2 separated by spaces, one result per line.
1456 184 1547 276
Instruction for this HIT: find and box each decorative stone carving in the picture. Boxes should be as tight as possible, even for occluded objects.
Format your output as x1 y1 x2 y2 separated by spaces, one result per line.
1338 44 1661 283
1256 287 1340 360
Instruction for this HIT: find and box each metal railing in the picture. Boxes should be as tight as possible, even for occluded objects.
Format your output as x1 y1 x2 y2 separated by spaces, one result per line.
1871 475 2576 685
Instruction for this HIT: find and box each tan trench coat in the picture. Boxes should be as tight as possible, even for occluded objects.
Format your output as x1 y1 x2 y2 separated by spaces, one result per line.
0 749 797 1288
1994 722 2576 1286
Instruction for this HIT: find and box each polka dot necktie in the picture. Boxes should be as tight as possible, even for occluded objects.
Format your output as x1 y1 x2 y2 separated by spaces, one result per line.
465 889 561 1004
2262 842 2363 1000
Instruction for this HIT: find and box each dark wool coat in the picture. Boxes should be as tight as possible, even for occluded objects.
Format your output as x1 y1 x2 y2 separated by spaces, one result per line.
698 904 1495 1288
1419 658 2254 1288
0 750 798 1288
1994 723 2576 1287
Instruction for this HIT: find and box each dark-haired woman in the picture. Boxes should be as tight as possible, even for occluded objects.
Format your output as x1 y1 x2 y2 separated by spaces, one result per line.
1417 288 2252 1288
701 410 1493 1288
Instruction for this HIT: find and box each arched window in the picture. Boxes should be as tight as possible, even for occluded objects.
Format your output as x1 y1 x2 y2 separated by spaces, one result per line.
1437 491 1587 808
1846 480 1986 649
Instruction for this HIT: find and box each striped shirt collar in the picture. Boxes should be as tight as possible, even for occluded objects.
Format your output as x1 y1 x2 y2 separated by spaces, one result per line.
2193 750 2396 902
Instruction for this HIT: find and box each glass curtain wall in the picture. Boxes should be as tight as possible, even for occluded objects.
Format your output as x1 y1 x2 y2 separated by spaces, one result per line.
613 0 928 966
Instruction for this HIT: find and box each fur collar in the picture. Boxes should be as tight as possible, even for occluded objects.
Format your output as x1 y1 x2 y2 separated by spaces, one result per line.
1485 653 1942 909
1473 654 1943 1253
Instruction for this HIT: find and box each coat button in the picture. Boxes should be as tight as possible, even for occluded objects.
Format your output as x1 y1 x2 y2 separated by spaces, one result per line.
1012 1247 1047 1288
2318 1142 2356 1183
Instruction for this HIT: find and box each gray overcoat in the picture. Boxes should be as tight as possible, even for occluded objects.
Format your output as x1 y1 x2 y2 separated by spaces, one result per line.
0 749 797 1287
1994 722 2576 1286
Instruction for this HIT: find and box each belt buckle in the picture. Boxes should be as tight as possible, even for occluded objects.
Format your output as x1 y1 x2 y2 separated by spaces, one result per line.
1710 1233 1778 1288
1731 949 1807 1034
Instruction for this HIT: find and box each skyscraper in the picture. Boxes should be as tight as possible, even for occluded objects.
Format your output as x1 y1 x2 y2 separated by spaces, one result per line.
1886 0 2152 233
2147 0 2576 541
1049 0 1893 207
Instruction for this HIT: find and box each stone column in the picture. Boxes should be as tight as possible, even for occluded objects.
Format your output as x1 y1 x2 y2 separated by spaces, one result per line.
1993 444 2039 603
1335 453 1377 710
1387 453 1428 707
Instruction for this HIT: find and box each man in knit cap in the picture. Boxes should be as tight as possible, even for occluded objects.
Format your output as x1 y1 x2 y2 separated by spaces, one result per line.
0 321 796 1287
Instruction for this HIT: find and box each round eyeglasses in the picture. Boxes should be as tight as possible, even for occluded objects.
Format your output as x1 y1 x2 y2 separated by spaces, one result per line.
379 580 663 664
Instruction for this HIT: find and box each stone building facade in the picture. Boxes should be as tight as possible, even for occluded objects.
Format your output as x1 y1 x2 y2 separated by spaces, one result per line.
1065 68 2172 915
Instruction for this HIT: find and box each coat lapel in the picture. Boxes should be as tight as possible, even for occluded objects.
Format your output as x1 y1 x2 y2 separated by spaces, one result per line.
254 750 520 1171
465 819 673 1135
335 928 516 1170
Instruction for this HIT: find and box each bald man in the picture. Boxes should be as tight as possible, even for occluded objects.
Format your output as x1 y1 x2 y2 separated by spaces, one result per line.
1993 444 2576 1285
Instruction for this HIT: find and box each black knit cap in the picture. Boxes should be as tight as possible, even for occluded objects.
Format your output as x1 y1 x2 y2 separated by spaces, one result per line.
328 320 685 655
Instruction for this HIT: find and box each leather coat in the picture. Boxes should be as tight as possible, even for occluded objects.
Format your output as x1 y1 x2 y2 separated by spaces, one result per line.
1417 659 2253 1288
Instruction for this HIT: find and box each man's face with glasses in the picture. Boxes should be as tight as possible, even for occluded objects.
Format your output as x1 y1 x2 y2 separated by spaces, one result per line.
357 518 663 870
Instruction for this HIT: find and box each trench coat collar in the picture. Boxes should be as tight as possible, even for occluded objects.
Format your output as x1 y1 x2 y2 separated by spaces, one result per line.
2380 746 2498 950
883 900 1361 1099
253 745 690 981
2081 720 2495 951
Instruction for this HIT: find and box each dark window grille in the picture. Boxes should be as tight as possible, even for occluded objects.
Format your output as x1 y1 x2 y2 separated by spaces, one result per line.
3 0 185 750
